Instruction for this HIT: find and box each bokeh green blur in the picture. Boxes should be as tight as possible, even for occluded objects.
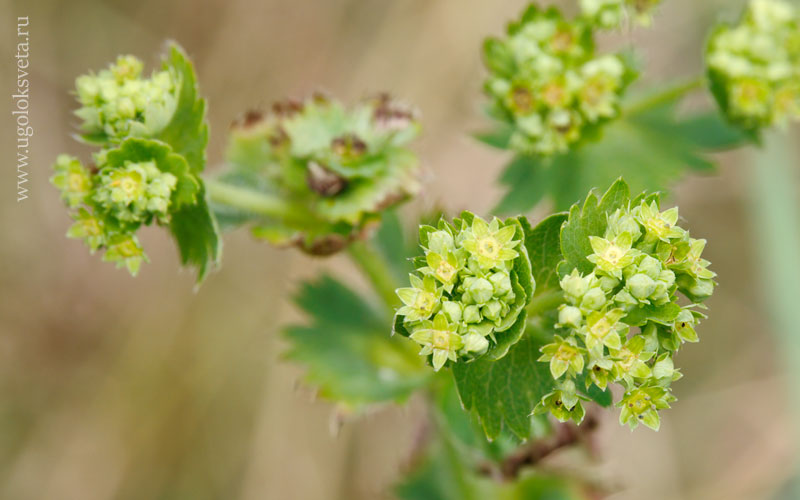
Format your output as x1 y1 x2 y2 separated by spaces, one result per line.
1 0 799 498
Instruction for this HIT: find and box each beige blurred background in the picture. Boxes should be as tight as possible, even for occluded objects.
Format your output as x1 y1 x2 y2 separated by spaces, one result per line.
1 0 799 498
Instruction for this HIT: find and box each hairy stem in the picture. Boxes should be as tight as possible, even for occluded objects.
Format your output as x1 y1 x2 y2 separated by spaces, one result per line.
622 75 705 116
347 240 400 312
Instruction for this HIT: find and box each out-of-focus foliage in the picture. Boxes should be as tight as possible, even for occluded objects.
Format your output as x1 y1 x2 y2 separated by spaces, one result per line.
706 0 800 135
481 4 637 156
492 95 745 213
212 94 420 256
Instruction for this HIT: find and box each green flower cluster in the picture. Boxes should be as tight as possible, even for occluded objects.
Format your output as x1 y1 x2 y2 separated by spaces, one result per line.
580 0 664 29
393 214 533 371
535 199 715 430
482 5 636 155
222 93 421 255
51 144 189 275
75 55 178 142
51 47 214 278
706 0 800 132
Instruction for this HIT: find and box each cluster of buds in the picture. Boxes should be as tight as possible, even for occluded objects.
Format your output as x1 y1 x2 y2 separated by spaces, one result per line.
535 198 715 430
393 213 533 371
482 5 636 155
579 0 664 29
51 144 185 275
52 47 211 277
75 55 178 142
223 93 421 255
706 0 800 132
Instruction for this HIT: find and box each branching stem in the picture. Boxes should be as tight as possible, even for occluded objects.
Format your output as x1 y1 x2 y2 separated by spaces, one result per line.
622 75 705 116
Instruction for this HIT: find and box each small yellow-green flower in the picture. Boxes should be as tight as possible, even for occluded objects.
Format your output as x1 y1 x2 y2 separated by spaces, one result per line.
409 312 465 371
610 336 653 387
618 385 674 431
396 275 441 322
534 380 587 424
51 155 92 208
66 208 106 252
539 335 585 379
461 216 520 270
103 233 148 276
634 201 684 243
582 308 628 351
587 232 637 278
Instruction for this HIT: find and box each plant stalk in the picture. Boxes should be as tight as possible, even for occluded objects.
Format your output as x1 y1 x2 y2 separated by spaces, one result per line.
204 178 308 224
622 75 705 116
347 240 400 312
527 289 565 318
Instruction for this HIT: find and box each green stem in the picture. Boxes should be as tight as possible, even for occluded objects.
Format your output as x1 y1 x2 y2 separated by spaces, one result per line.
347 240 400 312
747 132 800 496
526 289 564 318
204 178 307 224
622 75 705 116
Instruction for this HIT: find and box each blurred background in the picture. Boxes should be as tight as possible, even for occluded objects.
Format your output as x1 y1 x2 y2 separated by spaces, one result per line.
1 0 799 498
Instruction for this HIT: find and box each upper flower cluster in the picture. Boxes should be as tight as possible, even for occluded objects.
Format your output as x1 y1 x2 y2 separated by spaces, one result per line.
51 46 217 279
75 55 179 142
706 0 800 132
222 93 421 255
580 0 664 29
483 5 636 155
393 214 533 371
535 198 715 430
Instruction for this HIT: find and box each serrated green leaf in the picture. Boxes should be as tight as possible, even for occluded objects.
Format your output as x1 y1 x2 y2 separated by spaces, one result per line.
155 44 209 175
559 179 630 276
285 276 429 410
169 190 221 282
520 213 568 291
452 332 555 441
494 98 747 214
493 155 549 215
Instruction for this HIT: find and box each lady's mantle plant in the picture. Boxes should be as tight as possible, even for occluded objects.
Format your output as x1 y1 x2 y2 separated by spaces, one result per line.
50 46 220 280
213 93 420 255
706 0 800 134
482 4 637 155
535 192 714 430
55 0 796 494
392 180 714 435
393 214 533 370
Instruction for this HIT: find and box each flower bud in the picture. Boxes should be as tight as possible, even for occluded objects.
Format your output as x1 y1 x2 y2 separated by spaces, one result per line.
558 305 583 328
462 332 490 354
489 271 513 297
561 270 591 301
580 287 607 311
466 277 494 305
463 305 482 324
627 273 657 300
482 300 504 323
441 301 463 324
427 230 455 255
